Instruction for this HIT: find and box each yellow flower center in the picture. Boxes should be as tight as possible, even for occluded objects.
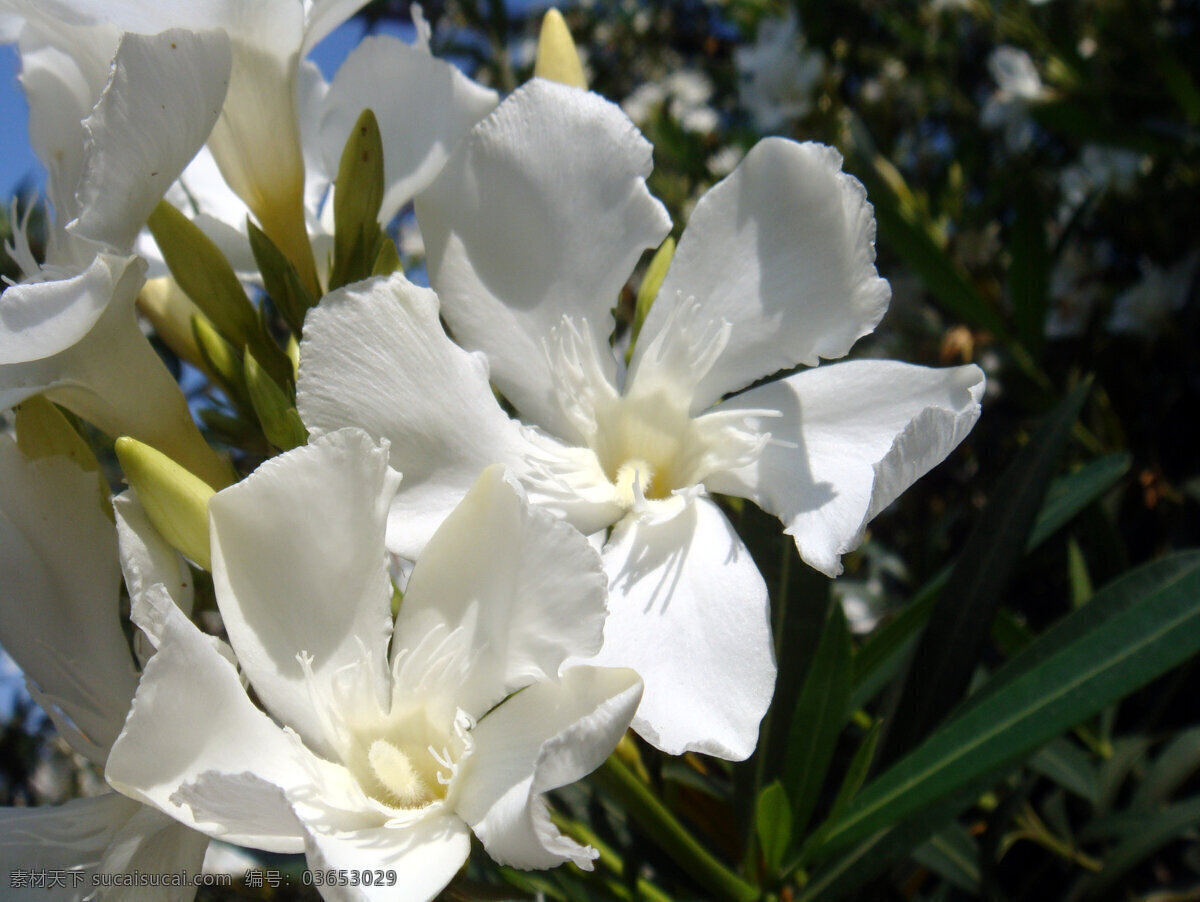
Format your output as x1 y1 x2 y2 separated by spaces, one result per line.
367 739 436 809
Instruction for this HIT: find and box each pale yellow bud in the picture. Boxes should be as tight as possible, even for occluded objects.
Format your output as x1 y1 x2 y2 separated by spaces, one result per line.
534 8 587 90
115 437 215 571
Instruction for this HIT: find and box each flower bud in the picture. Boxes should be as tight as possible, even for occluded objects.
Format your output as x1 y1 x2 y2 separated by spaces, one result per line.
534 8 587 90
115 437 215 571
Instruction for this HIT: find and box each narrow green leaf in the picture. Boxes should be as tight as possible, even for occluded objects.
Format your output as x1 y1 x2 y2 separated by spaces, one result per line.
756 781 791 878
852 450 1128 711
1032 102 1175 155
330 108 385 291
244 350 308 451
192 314 251 413
1027 453 1131 549
826 721 882 826
817 552 1200 858
149 201 258 350
912 823 980 893
1009 183 1050 356
628 236 675 359
247 219 316 335
849 583 939 709
1156 50 1200 124
1078 794 1200 895
880 380 1091 762
1096 735 1154 816
197 408 256 443
783 601 853 838
793 774 992 900
756 522 833 786
372 234 402 277
1131 726 1200 810
1067 537 1094 608
1029 737 1099 804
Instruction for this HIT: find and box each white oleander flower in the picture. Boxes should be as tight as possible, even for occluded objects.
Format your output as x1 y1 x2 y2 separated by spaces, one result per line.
981 46 1048 153
0 438 209 899
105 429 642 902
297 80 985 761
1108 250 1200 339
1058 144 1146 217
0 21 232 486
735 10 824 133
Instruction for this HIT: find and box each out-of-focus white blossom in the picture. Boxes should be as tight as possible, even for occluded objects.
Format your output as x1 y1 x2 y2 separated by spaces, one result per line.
1108 250 1200 339
623 70 719 134
981 46 1049 152
735 10 823 133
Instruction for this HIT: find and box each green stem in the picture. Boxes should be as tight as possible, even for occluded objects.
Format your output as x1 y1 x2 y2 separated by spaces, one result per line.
591 756 760 902
550 812 674 902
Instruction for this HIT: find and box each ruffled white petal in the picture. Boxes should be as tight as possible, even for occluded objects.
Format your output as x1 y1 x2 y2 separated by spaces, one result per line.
633 139 891 410
706 360 986 576
396 465 608 719
0 793 140 900
106 585 309 853
208 428 399 757
0 438 137 764
321 34 498 223
69 28 232 251
113 491 195 635
416 78 671 437
297 272 549 560
0 259 112 364
97 805 209 902
298 812 470 902
590 497 775 760
454 665 642 870
12 11 119 241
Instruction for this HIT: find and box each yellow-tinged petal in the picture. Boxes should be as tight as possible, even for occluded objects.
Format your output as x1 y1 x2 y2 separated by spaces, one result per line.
14 395 110 517
15 395 101 473
115 437 215 571
534 8 587 90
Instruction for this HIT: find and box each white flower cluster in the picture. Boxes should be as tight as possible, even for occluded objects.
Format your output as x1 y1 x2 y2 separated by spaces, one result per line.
0 3 984 900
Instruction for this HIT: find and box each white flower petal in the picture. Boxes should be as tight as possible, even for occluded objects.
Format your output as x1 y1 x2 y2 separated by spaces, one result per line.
69 28 232 251
0 793 141 899
301 0 371 54
299 812 470 902
588 498 775 760
106 586 308 853
98 805 209 902
0 438 137 764
706 360 986 577
297 273 544 560
416 78 671 436
455 666 641 870
113 491 195 638
633 139 891 410
0 260 111 365
0 254 230 488
209 428 399 756
397 465 608 719
321 35 498 223
13 12 119 237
